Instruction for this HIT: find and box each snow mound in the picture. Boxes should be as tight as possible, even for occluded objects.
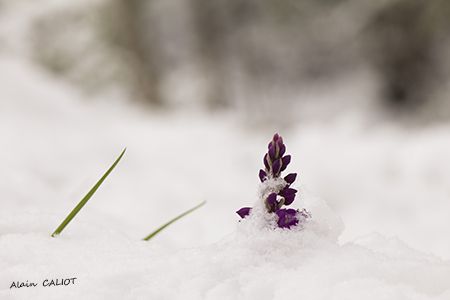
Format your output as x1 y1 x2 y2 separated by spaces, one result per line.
2 197 449 300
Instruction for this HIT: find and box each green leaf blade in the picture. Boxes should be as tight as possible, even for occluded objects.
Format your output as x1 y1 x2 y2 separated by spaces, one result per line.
143 201 206 241
51 148 126 237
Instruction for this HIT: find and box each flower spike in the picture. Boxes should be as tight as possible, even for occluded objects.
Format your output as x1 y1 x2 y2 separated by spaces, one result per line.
236 134 310 229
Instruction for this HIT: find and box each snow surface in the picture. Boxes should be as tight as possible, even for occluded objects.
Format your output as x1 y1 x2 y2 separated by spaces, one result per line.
1 2 450 296
1 56 450 299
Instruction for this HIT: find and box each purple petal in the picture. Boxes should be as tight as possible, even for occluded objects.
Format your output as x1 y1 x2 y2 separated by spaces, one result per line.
280 155 291 171
280 186 297 205
268 134 277 149
266 193 278 212
273 133 280 143
259 169 267 182
236 207 252 219
268 145 276 159
284 173 297 184
271 159 282 175
263 153 271 170
283 194 296 205
278 143 286 157
280 187 297 197
276 208 299 228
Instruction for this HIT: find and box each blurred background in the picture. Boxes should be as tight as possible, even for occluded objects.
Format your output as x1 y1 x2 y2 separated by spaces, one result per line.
1 0 450 258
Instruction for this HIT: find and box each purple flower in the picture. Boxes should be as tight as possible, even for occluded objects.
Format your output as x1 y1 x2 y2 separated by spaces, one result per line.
272 159 282 176
236 133 311 229
280 155 291 172
284 173 297 184
259 169 267 182
236 207 252 219
265 193 279 212
264 134 288 177
276 208 299 228
279 187 297 205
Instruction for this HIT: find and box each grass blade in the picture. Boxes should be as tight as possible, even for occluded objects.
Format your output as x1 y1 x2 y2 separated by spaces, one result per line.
51 148 126 237
143 201 206 241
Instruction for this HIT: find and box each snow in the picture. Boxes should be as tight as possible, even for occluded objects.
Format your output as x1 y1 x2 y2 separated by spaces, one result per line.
1 57 450 299
1 188 450 299
257 176 287 202
1 4 450 296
